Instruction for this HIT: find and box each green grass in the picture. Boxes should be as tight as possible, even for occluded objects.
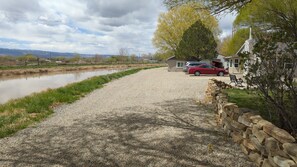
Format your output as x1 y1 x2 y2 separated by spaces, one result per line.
224 89 279 124
0 67 157 138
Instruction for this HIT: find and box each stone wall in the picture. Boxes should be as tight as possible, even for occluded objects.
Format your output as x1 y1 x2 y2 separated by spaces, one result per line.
204 79 297 167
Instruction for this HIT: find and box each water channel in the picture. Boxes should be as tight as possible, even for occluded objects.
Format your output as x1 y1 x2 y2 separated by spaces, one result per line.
0 69 118 104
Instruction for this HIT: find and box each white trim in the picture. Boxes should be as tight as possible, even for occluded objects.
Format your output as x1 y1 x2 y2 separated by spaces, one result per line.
236 43 246 55
176 61 185 68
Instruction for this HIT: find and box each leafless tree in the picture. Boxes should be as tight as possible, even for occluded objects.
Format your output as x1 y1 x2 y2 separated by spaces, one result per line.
118 48 129 57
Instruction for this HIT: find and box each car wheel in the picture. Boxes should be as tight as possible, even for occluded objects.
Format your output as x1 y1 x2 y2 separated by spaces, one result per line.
218 71 224 76
194 71 201 76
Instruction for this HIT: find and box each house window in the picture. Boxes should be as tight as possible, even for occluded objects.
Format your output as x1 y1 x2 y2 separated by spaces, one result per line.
234 59 239 68
230 60 233 67
176 61 184 68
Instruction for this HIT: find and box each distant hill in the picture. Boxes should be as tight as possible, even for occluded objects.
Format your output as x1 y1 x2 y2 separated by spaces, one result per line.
0 48 112 58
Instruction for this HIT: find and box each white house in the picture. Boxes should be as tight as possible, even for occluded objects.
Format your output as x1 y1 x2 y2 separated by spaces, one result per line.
225 28 256 74
225 28 297 77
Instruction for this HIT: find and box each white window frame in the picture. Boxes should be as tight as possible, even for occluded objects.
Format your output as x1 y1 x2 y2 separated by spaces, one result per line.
234 59 239 68
176 61 184 68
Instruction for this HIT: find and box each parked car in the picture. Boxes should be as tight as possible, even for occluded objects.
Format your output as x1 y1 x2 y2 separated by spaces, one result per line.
183 62 206 72
188 64 229 76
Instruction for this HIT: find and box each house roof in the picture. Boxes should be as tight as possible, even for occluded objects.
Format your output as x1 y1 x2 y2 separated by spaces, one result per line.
224 55 240 59
166 56 176 61
166 56 201 61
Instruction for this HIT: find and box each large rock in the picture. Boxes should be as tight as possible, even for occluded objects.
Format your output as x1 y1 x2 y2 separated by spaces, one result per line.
283 143 297 163
230 120 247 131
238 113 254 127
243 139 257 151
262 159 275 167
223 117 246 132
263 124 296 144
273 156 296 167
240 143 250 155
252 126 269 144
250 115 263 124
221 111 228 119
248 152 263 166
218 103 224 115
243 127 253 139
250 136 265 154
231 112 241 121
223 103 240 117
268 156 279 167
255 120 273 129
265 137 280 156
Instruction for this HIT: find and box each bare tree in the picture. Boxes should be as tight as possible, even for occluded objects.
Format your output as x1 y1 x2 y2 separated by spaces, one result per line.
118 48 129 57
163 0 252 13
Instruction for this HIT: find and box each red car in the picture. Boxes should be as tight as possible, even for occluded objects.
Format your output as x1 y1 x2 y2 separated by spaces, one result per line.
188 64 228 76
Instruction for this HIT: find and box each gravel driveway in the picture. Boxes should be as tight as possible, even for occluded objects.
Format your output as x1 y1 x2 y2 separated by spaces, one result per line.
0 67 254 167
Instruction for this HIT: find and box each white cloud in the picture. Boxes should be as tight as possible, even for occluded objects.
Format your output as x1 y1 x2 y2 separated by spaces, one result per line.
0 0 166 55
0 0 234 55
217 12 237 39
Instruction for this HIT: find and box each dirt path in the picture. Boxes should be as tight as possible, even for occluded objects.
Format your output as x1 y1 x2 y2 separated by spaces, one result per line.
0 68 254 167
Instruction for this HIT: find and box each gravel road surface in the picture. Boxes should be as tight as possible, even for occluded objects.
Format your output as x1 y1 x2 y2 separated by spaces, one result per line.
0 67 254 167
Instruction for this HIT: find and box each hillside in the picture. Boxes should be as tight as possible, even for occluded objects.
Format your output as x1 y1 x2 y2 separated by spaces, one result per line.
0 48 111 58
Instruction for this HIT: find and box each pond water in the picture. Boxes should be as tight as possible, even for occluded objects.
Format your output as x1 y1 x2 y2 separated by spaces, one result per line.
0 69 118 104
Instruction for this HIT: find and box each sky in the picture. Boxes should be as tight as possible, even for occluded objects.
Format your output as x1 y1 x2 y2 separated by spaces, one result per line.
0 0 236 55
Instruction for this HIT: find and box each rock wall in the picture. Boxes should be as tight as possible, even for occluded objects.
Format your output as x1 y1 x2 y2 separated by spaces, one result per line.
204 79 297 167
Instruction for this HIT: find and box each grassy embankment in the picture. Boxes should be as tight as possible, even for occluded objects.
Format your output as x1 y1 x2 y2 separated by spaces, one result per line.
0 67 157 138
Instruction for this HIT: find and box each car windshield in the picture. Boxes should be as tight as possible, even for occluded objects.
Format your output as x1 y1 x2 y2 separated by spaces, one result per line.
187 62 201 66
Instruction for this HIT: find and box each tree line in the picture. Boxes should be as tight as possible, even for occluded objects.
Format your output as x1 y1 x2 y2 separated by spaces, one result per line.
0 49 161 67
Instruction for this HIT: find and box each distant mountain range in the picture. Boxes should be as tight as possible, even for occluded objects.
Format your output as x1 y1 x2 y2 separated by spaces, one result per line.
0 48 112 58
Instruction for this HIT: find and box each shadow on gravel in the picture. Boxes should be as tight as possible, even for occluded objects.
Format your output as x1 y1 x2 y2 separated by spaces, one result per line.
0 99 253 167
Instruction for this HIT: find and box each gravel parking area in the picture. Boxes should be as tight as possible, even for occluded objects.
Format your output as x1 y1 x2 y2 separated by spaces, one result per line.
0 67 254 167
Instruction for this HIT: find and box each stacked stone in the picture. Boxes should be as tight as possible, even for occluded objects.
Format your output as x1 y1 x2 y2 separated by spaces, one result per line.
212 79 233 89
205 79 297 167
204 80 220 104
